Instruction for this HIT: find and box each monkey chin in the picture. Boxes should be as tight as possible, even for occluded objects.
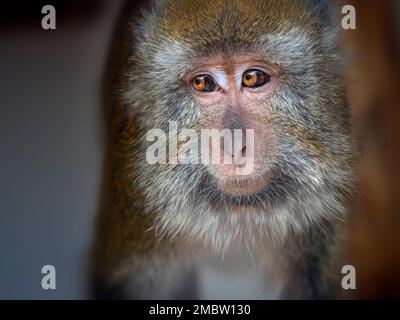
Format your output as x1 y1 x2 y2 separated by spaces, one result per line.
217 173 269 197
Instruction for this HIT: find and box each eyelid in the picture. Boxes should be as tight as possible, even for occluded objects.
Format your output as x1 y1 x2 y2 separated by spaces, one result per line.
245 66 273 76
192 70 228 90
234 66 274 86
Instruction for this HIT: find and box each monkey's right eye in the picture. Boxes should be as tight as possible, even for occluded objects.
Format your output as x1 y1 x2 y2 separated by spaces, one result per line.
191 75 219 92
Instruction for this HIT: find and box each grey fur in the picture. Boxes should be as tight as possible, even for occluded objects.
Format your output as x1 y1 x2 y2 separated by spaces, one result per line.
92 0 355 299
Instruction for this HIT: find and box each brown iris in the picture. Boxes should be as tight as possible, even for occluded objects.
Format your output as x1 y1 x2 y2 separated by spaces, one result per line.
242 69 271 88
191 75 219 92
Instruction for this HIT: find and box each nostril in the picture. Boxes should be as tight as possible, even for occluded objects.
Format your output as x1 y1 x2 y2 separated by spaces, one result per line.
241 146 247 157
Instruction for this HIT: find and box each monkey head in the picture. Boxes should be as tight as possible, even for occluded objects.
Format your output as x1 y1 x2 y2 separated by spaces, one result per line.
123 0 353 252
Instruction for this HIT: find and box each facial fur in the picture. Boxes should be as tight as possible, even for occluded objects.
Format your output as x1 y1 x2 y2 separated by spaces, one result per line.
122 0 353 254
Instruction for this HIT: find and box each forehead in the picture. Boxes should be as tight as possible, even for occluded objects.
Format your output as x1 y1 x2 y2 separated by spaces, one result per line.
137 0 327 78
156 0 314 49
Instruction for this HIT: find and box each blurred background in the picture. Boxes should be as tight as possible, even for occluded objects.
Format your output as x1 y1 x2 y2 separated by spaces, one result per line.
0 0 399 299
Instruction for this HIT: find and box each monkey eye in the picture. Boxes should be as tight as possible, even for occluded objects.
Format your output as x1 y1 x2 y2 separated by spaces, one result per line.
191 74 220 92
242 69 271 88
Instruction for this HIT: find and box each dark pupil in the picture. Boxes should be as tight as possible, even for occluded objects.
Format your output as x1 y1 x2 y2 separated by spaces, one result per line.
246 73 253 81
195 79 201 85
202 76 214 91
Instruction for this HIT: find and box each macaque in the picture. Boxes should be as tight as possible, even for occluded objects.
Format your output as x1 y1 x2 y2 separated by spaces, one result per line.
91 0 354 299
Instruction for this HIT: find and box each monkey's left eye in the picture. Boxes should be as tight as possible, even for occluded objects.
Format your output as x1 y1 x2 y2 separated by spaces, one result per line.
191 75 220 92
242 69 271 88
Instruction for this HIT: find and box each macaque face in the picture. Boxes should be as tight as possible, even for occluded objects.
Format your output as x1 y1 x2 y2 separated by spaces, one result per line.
126 0 353 249
184 54 279 196
129 0 351 208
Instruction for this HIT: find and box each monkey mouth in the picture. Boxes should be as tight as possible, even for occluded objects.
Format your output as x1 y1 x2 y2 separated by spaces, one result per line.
196 166 298 210
217 174 269 196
